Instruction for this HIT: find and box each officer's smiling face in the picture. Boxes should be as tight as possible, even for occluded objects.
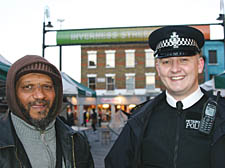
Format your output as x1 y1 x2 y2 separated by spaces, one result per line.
156 54 204 100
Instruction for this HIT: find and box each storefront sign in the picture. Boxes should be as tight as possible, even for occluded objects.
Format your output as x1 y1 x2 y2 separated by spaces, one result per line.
100 97 122 104
56 25 210 45
56 27 160 45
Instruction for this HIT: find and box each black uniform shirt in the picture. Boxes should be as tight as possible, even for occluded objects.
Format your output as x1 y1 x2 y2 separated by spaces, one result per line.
141 94 212 168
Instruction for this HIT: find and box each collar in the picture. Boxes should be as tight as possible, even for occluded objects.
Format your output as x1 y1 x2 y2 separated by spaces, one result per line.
11 113 56 141
166 87 204 110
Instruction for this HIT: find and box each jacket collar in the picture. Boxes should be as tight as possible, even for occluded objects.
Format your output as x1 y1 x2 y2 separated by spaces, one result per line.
0 113 16 148
55 117 78 167
0 114 77 149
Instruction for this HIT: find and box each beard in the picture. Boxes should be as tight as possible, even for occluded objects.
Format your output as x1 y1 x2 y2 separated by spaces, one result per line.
20 99 55 131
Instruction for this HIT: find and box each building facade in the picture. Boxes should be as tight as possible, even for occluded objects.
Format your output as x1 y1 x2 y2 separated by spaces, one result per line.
81 43 159 119
56 24 212 122
81 42 206 119
203 40 224 80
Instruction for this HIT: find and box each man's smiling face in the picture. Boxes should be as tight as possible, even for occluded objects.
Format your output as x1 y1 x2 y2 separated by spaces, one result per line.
16 73 56 128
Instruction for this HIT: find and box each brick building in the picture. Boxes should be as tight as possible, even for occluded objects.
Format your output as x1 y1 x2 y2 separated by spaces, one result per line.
81 42 204 116
56 24 209 120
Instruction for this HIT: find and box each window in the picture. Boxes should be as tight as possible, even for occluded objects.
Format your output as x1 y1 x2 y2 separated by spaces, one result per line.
126 73 135 90
105 50 115 68
145 49 155 67
125 50 135 68
209 74 216 80
208 50 217 64
106 74 115 91
145 73 155 90
87 74 97 90
87 51 97 68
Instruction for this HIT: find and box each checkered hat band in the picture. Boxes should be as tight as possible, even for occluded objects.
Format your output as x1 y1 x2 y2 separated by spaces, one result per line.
156 38 199 51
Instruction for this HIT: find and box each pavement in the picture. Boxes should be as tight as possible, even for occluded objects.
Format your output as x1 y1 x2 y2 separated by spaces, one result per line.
80 123 121 168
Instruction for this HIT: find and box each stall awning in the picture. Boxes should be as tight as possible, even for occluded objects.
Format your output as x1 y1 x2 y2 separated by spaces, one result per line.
61 72 96 97
215 71 225 89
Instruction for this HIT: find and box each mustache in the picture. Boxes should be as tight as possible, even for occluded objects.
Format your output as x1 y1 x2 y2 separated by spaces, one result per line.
28 99 50 107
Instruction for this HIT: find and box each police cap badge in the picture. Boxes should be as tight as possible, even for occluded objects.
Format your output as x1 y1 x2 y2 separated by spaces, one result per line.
148 25 205 58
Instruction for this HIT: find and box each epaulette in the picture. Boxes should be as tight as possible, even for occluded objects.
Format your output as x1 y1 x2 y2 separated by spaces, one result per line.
130 99 151 116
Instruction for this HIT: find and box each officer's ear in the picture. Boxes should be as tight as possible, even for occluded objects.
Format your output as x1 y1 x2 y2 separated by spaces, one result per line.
155 59 161 77
198 56 204 74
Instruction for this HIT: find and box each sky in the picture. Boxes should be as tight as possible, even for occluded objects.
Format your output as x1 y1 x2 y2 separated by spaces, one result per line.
0 0 223 81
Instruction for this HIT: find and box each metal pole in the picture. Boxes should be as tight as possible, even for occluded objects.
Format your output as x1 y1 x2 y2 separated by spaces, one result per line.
223 17 225 69
59 46 62 71
42 22 45 58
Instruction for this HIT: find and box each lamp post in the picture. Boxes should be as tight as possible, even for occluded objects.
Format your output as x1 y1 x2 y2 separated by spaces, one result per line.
42 7 64 71
57 19 65 71
42 20 64 71
42 21 53 58
217 0 225 69
217 14 225 70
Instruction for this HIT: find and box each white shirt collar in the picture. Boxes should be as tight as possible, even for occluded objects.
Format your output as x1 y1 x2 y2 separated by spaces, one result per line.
166 87 204 110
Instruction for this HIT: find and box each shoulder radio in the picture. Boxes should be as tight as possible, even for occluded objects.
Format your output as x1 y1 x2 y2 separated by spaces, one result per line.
198 91 220 135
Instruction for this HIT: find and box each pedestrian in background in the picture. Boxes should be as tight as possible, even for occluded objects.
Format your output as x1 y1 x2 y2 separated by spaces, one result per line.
66 105 74 126
98 110 102 127
0 55 94 167
105 26 225 168
91 108 97 132
82 109 87 127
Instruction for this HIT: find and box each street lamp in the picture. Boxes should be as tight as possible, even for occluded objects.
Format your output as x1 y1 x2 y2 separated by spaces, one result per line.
42 21 53 58
217 14 225 69
41 7 65 71
217 0 225 69
42 20 64 71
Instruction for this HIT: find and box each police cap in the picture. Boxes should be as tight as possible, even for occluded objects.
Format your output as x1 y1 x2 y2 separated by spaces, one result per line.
148 25 205 58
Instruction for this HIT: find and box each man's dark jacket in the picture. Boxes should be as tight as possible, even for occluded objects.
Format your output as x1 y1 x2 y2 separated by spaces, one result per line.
105 91 225 168
0 114 94 168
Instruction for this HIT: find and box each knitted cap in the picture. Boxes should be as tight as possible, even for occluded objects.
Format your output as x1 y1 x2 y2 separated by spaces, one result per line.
6 55 63 125
15 60 61 83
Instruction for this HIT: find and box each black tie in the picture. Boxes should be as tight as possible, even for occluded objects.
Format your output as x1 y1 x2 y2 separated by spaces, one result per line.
176 101 183 114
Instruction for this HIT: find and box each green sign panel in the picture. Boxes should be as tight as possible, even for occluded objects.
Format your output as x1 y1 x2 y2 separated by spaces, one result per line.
56 27 160 45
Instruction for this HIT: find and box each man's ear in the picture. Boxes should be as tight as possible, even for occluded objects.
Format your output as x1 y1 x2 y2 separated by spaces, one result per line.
198 56 205 74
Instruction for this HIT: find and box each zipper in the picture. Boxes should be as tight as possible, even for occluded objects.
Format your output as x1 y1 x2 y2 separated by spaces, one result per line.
173 114 181 168
71 135 76 168
40 132 55 168
15 147 23 168
173 101 183 168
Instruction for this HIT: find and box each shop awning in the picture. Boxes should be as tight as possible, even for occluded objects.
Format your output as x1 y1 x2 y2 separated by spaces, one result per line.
0 54 11 97
215 71 225 89
200 76 225 97
0 62 10 81
61 72 78 96
0 54 11 81
61 72 96 97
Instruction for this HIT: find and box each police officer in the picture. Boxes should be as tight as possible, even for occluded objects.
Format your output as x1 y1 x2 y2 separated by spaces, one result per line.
105 25 225 168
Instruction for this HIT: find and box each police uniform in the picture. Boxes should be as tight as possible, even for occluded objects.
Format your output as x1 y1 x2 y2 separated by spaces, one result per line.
142 88 211 168
105 26 225 168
